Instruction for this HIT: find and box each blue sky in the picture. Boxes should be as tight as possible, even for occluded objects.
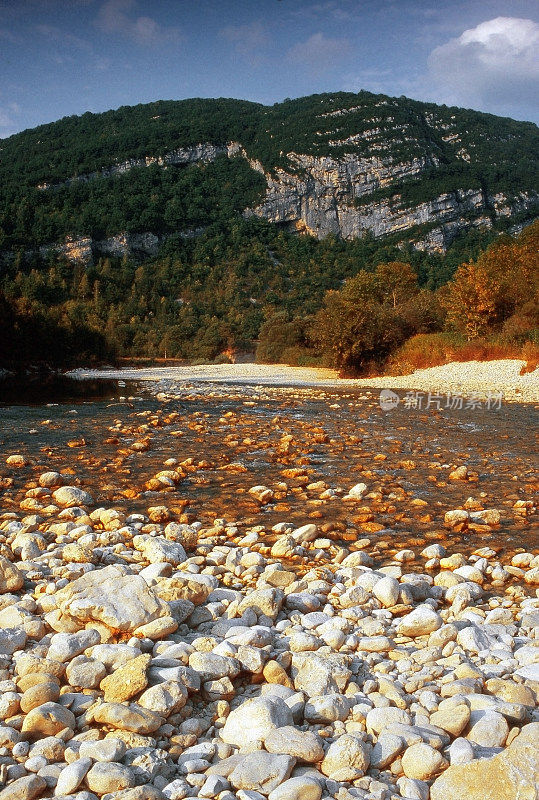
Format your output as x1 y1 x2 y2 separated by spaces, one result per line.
0 0 538 138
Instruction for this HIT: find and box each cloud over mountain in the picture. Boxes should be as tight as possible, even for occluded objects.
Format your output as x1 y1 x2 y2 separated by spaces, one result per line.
427 17 539 119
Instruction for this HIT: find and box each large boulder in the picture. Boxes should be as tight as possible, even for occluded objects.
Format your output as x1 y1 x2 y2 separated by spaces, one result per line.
221 696 293 748
52 486 94 507
55 565 170 633
430 724 539 800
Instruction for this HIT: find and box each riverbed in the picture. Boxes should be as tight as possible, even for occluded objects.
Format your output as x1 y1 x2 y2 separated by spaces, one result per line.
1 376 537 566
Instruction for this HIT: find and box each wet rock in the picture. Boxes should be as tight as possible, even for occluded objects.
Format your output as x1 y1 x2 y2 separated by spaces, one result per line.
444 510 469 526
248 486 274 504
346 483 368 499
52 486 94 507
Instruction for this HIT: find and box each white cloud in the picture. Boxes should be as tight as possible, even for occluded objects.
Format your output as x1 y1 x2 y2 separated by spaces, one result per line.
287 32 351 70
221 21 269 55
36 23 93 51
427 17 539 117
96 0 181 45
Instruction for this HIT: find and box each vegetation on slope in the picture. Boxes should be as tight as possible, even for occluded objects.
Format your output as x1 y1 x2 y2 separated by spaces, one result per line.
0 91 537 250
0 91 537 370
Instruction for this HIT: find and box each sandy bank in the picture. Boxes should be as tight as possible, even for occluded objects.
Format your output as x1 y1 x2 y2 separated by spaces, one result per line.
71 358 539 402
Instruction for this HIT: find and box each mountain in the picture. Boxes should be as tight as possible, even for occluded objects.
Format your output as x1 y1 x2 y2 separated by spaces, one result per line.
0 91 537 262
0 92 537 367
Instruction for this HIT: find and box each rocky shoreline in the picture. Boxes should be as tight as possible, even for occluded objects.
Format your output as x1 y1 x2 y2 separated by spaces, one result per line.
0 382 537 800
70 359 539 404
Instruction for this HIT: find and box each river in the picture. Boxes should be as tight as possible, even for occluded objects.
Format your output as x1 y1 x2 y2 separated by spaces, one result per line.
1 376 537 572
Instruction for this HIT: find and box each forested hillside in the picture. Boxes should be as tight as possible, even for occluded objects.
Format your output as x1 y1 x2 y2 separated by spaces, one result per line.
0 91 537 369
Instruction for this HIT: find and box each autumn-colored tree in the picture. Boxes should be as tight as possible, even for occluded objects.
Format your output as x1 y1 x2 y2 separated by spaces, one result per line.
475 221 539 322
444 221 538 340
444 261 500 339
375 261 419 308
311 269 415 374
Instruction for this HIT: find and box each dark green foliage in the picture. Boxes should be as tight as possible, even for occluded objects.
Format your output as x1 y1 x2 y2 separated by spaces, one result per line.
0 91 536 366
1 90 537 251
256 311 312 364
1 156 266 247
0 291 112 369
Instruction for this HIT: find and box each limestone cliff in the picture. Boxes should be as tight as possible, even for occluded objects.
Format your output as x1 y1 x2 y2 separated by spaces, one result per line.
247 152 535 251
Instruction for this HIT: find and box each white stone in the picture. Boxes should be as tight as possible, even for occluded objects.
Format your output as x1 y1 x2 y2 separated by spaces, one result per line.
321 734 370 781
449 737 475 765
52 486 93 508
396 605 442 637
56 565 170 632
54 757 92 796
221 696 293 748
373 575 400 607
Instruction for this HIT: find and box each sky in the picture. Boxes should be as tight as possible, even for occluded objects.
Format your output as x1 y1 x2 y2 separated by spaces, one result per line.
0 0 538 139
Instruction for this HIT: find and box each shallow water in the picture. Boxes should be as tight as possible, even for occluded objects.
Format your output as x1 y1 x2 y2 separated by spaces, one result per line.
1 380 537 567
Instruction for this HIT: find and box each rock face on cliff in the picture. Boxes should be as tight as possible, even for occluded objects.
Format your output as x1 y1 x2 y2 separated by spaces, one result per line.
1 91 537 260
249 153 505 250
